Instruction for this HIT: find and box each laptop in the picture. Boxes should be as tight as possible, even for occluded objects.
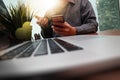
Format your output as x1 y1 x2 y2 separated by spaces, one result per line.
0 0 120 79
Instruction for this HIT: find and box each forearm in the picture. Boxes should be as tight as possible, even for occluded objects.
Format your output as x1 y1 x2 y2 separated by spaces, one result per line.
75 20 98 34
77 0 98 34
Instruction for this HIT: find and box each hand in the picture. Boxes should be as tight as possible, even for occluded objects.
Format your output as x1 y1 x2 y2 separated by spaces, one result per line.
35 16 49 28
52 22 77 36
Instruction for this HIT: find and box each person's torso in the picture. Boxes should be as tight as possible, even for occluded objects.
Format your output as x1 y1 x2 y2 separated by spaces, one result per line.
45 0 82 27
45 0 83 37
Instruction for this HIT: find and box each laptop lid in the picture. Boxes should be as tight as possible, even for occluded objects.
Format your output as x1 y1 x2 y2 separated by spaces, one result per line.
0 35 120 79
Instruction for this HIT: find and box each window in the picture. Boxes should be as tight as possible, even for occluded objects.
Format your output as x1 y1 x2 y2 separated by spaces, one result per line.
97 0 120 31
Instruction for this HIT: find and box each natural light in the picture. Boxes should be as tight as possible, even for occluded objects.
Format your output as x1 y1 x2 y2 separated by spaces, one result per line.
30 0 60 17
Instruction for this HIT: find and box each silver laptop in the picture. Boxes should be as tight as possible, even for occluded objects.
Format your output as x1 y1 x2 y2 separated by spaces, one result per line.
0 35 120 78
0 0 120 79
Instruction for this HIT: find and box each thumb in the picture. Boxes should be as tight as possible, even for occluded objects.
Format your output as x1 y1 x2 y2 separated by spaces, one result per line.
64 22 71 28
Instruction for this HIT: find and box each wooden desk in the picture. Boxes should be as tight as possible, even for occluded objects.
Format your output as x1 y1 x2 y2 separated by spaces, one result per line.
82 68 120 80
82 29 120 80
98 29 120 35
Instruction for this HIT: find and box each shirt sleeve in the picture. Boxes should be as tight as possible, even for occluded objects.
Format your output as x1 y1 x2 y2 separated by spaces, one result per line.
76 0 98 34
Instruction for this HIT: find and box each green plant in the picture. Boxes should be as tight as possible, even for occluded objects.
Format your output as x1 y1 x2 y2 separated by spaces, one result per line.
9 1 34 30
0 1 34 42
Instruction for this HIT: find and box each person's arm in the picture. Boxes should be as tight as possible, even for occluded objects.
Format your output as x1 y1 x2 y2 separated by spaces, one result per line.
76 0 98 34
36 16 53 38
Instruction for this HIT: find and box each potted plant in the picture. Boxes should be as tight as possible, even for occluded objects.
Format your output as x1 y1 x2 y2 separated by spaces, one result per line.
0 0 34 45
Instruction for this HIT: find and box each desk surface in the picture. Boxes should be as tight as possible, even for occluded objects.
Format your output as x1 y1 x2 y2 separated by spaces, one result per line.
82 68 120 80
98 29 120 35
82 29 120 80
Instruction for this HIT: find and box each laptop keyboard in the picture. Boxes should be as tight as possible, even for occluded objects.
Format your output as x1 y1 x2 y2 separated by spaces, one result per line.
54 39 83 51
48 39 64 54
17 40 40 58
34 39 48 56
0 42 32 60
0 38 83 60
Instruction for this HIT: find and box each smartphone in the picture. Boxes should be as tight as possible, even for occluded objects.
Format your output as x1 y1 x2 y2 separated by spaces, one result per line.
51 15 65 23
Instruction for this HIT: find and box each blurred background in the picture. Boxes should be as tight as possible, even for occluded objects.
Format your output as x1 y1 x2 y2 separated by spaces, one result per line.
0 0 120 44
3 0 120 31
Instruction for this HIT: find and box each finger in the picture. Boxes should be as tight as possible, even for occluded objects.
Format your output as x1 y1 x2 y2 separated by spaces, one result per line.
36 17 42 23
53 29 68 36
44 19 48 25
39 18 49 27
39 18 44 25
36 19 42 25
36 19 42 26
53 22 71 29
52 26 69 32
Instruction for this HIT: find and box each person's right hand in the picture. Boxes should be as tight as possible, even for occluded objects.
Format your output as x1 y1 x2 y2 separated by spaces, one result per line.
35 16 49 28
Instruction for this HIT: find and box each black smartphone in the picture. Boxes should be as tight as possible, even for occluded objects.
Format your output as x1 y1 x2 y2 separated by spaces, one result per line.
51 15 65 23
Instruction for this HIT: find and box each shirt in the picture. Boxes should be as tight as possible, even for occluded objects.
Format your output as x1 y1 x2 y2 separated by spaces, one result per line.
41 0 98 38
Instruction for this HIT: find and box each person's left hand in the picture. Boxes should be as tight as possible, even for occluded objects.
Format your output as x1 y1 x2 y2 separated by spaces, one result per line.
52 22 77 36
